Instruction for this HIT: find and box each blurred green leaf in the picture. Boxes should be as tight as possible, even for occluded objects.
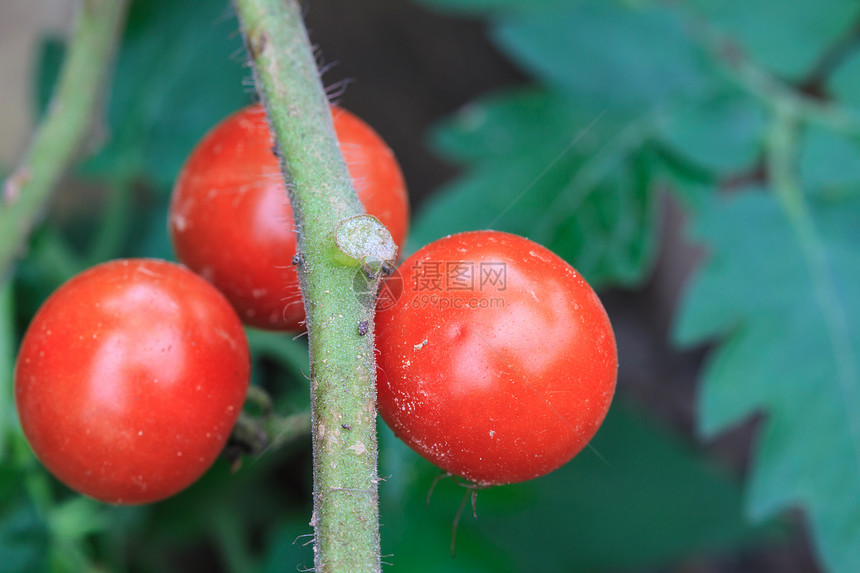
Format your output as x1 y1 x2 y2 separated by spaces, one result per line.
49 497 110 541
378 424 538 573
492 0 705 111
246 330 311 379
675 189 860 573
829 49 860 105
379 400 770 572
414 88 659 288
650 131 724 214
35 39 64 119
37 0 250 189
0 468 50 573
800 127 860 197
13 227 88 327
657 86 766 174
414 0 562 13
0 503 49 573
122 195 175 261
0 283 15 459
256 519 317 573
690 0 860 80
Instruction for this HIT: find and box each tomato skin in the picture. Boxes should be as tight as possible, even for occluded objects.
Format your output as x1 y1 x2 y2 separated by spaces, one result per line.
14 259 250 505
375 231 617 486
169 104 410 331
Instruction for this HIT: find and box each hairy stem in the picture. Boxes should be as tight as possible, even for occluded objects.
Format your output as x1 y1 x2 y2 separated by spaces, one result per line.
0 0 129 279
233 1 393 571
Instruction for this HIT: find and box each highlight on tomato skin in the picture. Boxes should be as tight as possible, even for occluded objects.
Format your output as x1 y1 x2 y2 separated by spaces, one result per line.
168 103 410 331
375 230 617 486
14 259 250 505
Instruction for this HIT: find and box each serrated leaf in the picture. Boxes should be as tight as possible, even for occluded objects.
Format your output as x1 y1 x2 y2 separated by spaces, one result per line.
492 0 705 111
380 400 770 572
37 0 250 188
690 0 860 80
413 89 659 288
675 189 860 573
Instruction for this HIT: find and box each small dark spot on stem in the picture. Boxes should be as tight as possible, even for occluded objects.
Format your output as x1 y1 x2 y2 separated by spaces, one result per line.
248 29 268 58
358 320 369 336
292 253 304 266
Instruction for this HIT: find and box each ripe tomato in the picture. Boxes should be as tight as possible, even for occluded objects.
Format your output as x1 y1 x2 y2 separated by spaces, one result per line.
169 104 410 331
375 231 617 486
14 259 250 504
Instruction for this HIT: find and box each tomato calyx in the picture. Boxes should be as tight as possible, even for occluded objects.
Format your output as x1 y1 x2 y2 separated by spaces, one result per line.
224 412 271 470
222 385 311 470
425 471 483 557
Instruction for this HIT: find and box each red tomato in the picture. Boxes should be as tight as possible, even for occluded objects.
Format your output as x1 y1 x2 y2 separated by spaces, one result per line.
375 231 617 486
169 104 410 331
14 259 250 504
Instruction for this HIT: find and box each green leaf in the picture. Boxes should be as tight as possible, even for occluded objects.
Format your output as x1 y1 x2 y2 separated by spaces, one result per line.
35 39 64 118
829 49 860 105
654 157 715 212
37 0 250 188
413 88 660 288
414 0 562 14
379 400 770 571
49 497 110 542
0 504 49 573
800 127 860 198
675 189 860 573
492 0 705 111
431 87 591 163
657 86 766 174
0 283 15 459
690 0 860 80
0 468 50 573
246 330 310 379
257 519 315 573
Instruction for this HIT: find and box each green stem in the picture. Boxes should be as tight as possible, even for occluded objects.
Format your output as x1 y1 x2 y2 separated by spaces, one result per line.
696 18 860 137
233 1 393 571
0 0 129 279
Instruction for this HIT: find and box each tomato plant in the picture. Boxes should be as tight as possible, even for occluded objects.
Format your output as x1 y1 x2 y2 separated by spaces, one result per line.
14 259 250 505
169 104 410 331
375 231 617 485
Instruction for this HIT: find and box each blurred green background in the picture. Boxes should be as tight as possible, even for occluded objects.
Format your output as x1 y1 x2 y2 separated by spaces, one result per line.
3 0 860 571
